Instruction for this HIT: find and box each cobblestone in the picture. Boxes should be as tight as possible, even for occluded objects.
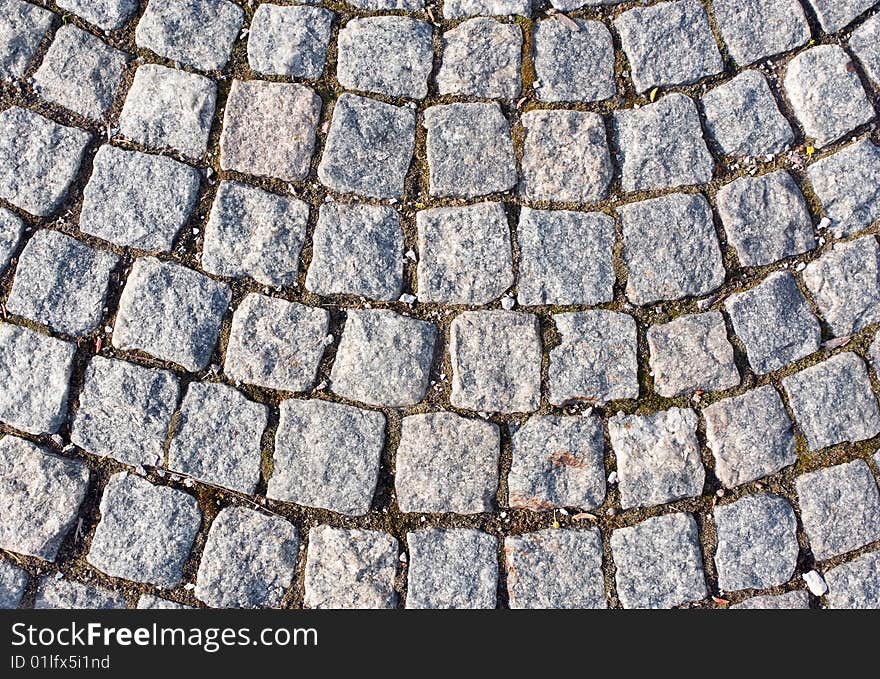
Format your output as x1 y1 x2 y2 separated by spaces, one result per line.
34 579 126 609
711 0 811 65
0 208 23 275
437 18 521 99
730 591 810 609
824 551 880 609
56 0 137 31
850 13 880 88
804 0 877 34
0 0 52 81
0 560 27 608
533 17 615 103
247 4 333 80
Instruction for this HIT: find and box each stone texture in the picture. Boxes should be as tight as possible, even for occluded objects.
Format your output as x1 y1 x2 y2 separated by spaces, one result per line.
533 17 615 103
450 311 542 414
611 513 708 609
304 526 398 609
702 71 794 157
114 257 231 372
519 109 612 204
406 529 498 609
71 356 180 467
505 529 606 609
508 414 606 511
224 294 329 393
0 436 89 561
202 180 308 287
549 311 639 406
330 309 437 408
34 579 126 609
135 0 243 71
0 107 90 217
80 145 201 252
802 235 880 337
609 408 705 510
647 311 740 398
6 230 118 337
136 595 192 610
337 16 433 99
423 103 516 198
0 560 26 608
711 0 811 65
850 13 880 89
716 171 815 267
347 0 423 7
195 506 298 609
784 45 875 148
33 25 128 122
416 202 513 305
713 493 799 591
614 0 723 92
247 4 333 79
220 79 322 183
0 0 52 80
0 323 76 435
268 399 386 516
703 386 797 488
318 94 415 199
168 382 268 494
796 460 880 560
824 551 880 609
119 64 216 159
88 473 201 588
618 193 725 305
614 94 714 193
730 591 811 609
437 18 521 99
516 208 615 306
782 353 880 452
725 271 822 374
442 0 531 17
306 201 404 301
56 0 137 31
0 208 23 275
396 412 500 514
807 139 880 239
803 0 877 34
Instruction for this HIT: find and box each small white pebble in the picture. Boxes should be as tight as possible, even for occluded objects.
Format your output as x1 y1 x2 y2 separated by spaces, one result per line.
405 249 417 262
184 583 196 591
607 471 618 485
399 293 416 305
818 217 831 230
501 296 515 310
803 570 828 596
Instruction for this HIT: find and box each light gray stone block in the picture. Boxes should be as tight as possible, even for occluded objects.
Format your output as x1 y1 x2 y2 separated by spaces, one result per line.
711 0 811 65
56 0 137 31
850 13 880 89
247 4 333 79
824 551 880 609
0 0 52 80
437 18 521 99
442 0 531 17
533 17 615 103
0 560 27 608
136 594 192 610
803 0 876 34
0 208 23 275
34 578 126 609
730 591 810 609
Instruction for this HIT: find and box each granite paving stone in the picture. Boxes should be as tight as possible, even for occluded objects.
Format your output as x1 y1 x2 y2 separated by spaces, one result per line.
516 208 615 306
0 435 89 561
396 412 500 514
505 529 606 609
647 311 740 398
0 107 91 217
436 18 521 99
119 64 216 159
824 551 880 609
533 17 615 103
716 171 815 267
614 94 714 193
34 579 126 609
330 309 437 408
304 526 398 609
135 0 244 71
0 0 52 81
167 382 268 494
80 145 201 252
611 513 708 609
33 25 128 122
784 45 875 148
703 386 797 488
337 16 433 100
224 293 329 393
850 13 880 89
0 207 23 275
306 201 404 301
347 0 423 7
113 257 231 372
802 235 880 337
617 193 725 305
71 356 180 468
220 80 322 183
136 595 193 610
56 0 137 31
318 93 415 199
609 408 705 510
6 230 118 337
247 4 334 79
519 109 612 204
195 506 298 609
730 591 810 609
442 0 531 17
267 399 386 516
782 353 880 452
450 311 542 414
508 414 606 511
725 271 822 374
0 560 27 608
710 0 811 65
549 311 639 405
406 529 498 609
202 181 308 287
0 323 76 435
803 0 877 34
